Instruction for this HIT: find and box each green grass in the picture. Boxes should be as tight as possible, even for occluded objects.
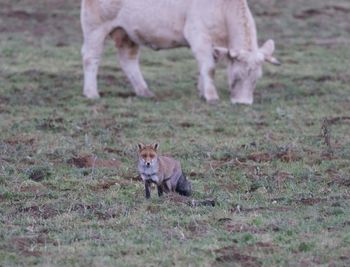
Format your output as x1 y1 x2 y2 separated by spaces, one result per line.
1 0 350 266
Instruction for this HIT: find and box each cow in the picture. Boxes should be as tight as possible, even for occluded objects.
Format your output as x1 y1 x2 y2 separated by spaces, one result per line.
81 0 280 104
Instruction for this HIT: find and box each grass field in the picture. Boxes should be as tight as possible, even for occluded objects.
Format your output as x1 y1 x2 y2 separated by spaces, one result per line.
1 0 350 266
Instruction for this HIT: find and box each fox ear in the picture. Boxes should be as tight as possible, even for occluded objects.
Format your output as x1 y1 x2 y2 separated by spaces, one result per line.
137 143 145 150
153 143 159 150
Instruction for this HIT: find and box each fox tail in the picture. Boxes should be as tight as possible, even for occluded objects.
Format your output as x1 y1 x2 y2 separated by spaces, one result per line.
175 174 192 196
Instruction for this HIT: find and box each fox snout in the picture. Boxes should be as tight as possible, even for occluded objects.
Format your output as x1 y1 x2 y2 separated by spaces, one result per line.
140 158 155 168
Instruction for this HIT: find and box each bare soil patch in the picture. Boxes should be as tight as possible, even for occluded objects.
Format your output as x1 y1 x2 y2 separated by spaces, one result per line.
255 10 281 17
207 148 301 169
161 194 216 207
90 178 132 191
37 117 65 131
100 91 137 98
299 198 323 206
179 122 195 128
4 135 36 146
0 4 77 39
1 10 48 22
224 223 265 234
250 242 277 252
294 9 324 19
10 234 58 256
292 74 350 86
103 147 128 155
26 166 51 181
231 205 292 214
19 182 46 193
271 195 350 206
71 203 120 220
294 5 350 19
215 245 261 267
164 193 189 204
184 220 209 237
17 205 59 219
68 155 121 169
248 150 301 163
189 199 217 207
218 180 240 191
272 171 295 188
328 176 350 187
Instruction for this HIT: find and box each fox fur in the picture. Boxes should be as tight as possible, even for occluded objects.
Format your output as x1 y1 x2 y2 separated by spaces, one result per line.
137 143 192 199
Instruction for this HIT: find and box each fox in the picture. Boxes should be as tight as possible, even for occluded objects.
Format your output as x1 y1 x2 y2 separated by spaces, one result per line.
137 143 192 199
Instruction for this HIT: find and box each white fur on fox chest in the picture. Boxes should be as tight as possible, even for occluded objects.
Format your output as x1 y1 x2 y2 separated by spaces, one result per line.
141 171 159 184
138 161 160 183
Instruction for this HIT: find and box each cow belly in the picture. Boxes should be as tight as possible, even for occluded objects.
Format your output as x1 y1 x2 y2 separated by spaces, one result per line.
114 0 190 49
133 29 188 50
116 19 188 50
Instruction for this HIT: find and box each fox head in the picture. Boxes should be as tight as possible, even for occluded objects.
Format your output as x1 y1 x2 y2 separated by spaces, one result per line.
137 143 159 168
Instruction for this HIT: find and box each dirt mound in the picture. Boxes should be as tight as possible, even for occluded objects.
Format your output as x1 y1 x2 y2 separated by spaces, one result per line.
68 155 121 168
17 205 59 219
215 245 261 267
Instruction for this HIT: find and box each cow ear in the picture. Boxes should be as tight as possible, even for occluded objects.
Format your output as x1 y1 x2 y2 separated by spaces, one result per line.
260 39 275 57
260 39 281 65
213 47 239 62
153 143 159 150
138 143 145 150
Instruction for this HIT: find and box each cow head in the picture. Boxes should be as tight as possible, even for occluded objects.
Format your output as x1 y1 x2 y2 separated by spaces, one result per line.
214 40 280 105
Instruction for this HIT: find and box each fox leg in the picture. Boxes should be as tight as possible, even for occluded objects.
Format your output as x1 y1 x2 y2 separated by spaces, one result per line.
165 180 173 192
145 181 151 199
157 185 163 197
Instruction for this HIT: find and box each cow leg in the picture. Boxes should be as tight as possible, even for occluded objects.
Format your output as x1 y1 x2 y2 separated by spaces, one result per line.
199 57 218 103
188 41 219 103
112 29 155 98
195 52 219 103
81 30 106 99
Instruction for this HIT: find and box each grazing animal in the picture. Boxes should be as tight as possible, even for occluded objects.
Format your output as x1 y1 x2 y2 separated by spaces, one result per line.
137 143 192 198
81 0 280 104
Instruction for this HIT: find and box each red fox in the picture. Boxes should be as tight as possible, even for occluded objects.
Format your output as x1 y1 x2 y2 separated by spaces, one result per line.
137 143 192 199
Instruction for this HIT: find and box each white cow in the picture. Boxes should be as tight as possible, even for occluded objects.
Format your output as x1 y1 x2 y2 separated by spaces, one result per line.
81 0 279 104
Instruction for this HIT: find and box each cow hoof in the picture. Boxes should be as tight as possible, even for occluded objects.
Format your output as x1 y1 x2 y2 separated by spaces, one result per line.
231 98 253 105
84 91 100 99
